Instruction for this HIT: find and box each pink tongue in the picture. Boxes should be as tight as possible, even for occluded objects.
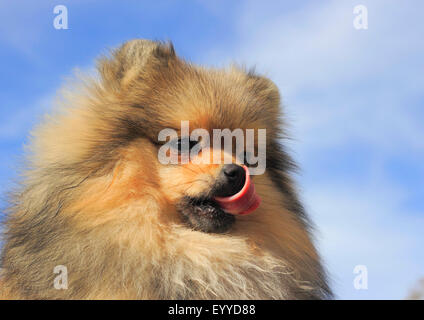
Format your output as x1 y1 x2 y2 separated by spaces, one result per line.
214 166 261 215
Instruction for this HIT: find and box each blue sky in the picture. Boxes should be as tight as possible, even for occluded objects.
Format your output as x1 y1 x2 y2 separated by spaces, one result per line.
0 0 423 299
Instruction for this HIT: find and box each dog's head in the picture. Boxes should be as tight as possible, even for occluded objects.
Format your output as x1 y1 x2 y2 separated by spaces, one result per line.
106 40 284 232
33 40 292 234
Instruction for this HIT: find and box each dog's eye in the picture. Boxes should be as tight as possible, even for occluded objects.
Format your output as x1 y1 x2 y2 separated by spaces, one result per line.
170 137 199 154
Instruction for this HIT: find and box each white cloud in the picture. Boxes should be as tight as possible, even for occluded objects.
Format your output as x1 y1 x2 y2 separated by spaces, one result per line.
305 178 424 299
234 0 424 90
220 0 424 155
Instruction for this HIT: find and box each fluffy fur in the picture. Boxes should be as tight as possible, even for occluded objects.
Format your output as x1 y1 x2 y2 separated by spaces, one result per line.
0 40 332 299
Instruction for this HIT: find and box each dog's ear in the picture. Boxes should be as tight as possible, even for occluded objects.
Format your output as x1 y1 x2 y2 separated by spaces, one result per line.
245 69 281 112
97 39 176 89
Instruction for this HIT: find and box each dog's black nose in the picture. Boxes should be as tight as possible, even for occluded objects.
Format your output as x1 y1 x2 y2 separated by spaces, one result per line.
223 164 244 180
214 164 246 197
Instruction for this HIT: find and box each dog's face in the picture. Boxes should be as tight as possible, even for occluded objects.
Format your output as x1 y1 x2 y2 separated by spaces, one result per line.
91 40 283 234
33 40 284 234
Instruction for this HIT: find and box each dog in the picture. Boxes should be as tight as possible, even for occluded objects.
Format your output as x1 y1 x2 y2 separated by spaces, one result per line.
0 40 331 299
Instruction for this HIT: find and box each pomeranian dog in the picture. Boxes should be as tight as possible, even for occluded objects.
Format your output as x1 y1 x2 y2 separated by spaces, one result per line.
0 40 331 299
